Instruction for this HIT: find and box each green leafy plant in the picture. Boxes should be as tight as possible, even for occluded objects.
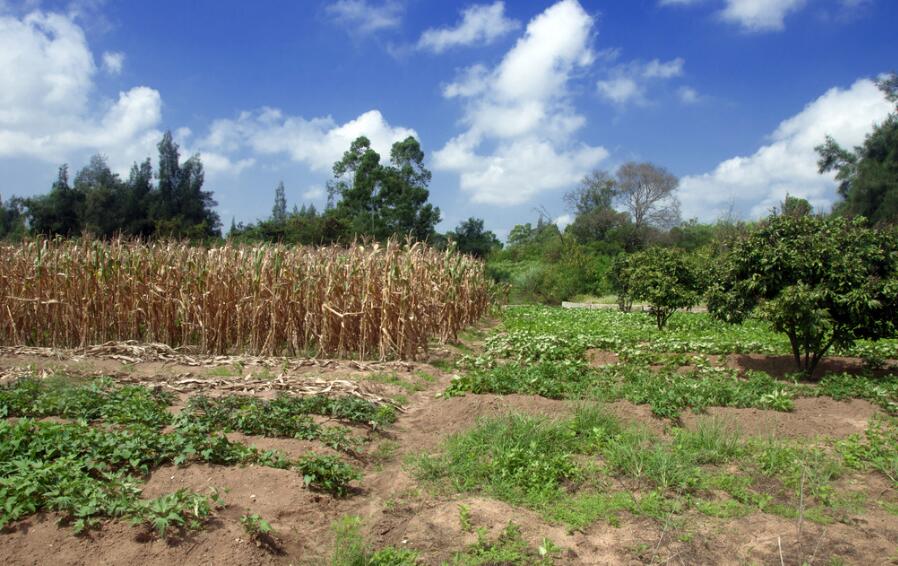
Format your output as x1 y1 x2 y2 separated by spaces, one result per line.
240 513 283 552
129 489 220 538
625 247 702 330
296 454 360 496
707 214 898 378
329 515 419 566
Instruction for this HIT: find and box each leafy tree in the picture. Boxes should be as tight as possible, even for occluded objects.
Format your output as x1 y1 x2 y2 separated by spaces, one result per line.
25 132 219 240
817 73 898 224
381 137 441 241
75 155 128 238
615 162 681 236
564 169 631 245
27 165 84 236
564 170 616 215
609 254 636 312
0 194 27 240
448 217 502 259
667 219 716 251
152 131 220 238
778 194 813 218
328 136 440 242
626 247 701 329
707 213 898 378
124 159 156 238
507 223 535 248
271 181 287 224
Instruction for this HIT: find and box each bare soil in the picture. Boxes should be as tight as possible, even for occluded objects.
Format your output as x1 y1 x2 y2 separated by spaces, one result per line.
1 346 897 565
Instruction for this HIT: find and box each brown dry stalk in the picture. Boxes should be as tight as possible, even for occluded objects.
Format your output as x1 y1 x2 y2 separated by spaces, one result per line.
0 237 495 360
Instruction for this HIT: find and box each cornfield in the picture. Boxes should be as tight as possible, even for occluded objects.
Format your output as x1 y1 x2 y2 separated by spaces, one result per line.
0 238 495 360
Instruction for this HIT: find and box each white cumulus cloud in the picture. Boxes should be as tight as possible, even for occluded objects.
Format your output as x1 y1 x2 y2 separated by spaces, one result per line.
596 57 685 106
418 2 520 53
101 50 123 74
434 0 608 205
659 0 809 32
678 78 893 221
0 10 255 179
0 11 166 171
720 0 806 31
326 0 402 35
201 108 418 172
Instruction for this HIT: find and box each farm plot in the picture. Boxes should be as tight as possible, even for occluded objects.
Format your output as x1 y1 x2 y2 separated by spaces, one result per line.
1 307 897 565
0 239 493 360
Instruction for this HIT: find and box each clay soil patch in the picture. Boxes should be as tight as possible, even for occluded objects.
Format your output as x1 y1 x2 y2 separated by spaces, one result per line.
681 397 880 440
726 353 898 379
585 349 620 367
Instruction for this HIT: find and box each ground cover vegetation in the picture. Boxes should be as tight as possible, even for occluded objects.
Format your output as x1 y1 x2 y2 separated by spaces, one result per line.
448 306 898 417
414 406 898 529
419 301 898 562
0 376 382 535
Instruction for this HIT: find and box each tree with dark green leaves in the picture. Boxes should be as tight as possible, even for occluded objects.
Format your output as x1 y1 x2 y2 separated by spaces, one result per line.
609 254 636 312
448 217 502 259
707 213 898 378
152 131 221 239
24 131 220 240
564 169 631 246
777 194 813 218
124 159 156 238
27 165 84 237
817 73 898 224
75 155 129 238
272 181 287 224
327 136 440 242
0 194 27 240
625 247 701 329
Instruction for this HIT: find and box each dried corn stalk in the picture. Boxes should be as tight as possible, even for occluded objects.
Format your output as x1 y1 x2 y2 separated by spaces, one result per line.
0 238 495 360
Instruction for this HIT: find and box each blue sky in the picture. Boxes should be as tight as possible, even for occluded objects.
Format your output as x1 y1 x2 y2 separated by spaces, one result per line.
1 0 895 238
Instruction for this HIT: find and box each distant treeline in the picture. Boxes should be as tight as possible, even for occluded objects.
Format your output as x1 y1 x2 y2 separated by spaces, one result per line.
1 132 220 241
0 134 445 246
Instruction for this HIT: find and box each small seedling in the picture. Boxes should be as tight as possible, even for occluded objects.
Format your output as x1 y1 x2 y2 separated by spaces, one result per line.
458 504 473 533
240 513 282 553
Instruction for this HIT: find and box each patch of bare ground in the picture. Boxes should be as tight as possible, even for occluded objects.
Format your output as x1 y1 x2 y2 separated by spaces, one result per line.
0 513 280 566
586 349 620 367
369 495 631 565
726 353 898 379
681 397 881 440
678 507 898 566
394 392 572 452
605 399 670 435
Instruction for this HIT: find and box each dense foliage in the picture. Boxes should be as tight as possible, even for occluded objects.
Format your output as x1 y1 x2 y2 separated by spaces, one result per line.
26 133 220 240
817 74 898 224
231 136 442 245
621 247 702 329
708 214 898 377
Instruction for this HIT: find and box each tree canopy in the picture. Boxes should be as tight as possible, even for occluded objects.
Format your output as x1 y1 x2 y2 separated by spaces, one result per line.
24 131 221 240
817 73 898 224
327 136 440 242
708 213 898 377
621 247 701 329
448 217 502 259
